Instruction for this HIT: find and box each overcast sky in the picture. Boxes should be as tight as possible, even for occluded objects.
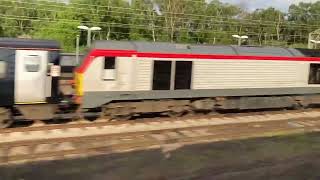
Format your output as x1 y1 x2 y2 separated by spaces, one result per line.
218 0 320 12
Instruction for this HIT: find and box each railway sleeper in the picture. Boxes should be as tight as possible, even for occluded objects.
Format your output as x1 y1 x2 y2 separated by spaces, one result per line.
16 104 57 120
294 95 320 108
0 107 13 128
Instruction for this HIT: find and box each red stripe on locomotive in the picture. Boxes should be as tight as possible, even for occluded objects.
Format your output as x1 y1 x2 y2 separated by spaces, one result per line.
76 49 320 74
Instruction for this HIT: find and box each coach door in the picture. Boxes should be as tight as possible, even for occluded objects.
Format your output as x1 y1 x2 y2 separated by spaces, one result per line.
15 50 48 104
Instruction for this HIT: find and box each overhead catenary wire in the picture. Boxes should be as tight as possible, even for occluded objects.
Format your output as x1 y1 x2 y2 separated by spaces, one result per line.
0 3 319 31
1 21 309 41
0 24 299 48
16 29 294 47
3 0 320 29
0 24 238 43
0 0 314 47
18 0 320 18
0 6 319 36
0 14 313 39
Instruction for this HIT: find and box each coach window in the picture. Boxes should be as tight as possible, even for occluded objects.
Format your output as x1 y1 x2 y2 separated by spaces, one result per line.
25 55 41 72
309 63 320 84
0 60 6 79
102 57 116 80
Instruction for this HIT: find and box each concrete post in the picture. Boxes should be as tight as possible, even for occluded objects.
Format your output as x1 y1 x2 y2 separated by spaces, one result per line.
76 35 80 65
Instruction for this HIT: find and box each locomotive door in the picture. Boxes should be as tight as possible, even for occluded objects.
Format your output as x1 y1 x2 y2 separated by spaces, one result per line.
15 50 48 104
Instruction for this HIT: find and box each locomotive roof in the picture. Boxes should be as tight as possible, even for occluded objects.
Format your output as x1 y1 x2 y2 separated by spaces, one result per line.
92 40 317 57
0 38 60 49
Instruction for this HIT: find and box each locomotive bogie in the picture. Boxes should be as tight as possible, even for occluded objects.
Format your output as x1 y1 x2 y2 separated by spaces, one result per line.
98 94 320 120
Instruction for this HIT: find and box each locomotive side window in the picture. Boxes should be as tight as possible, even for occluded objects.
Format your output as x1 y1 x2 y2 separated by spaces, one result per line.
175 61 192 90
25 55 41 72
0 60 6 79
153 61 172 90
309 63 320 84
103 57 116 80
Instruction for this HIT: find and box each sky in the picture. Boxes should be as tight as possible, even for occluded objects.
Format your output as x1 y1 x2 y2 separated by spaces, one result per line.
218 0 320 12
125 0 320 12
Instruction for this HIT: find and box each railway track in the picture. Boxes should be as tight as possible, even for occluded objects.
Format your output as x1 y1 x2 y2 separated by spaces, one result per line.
1 109 320 165
3 108 319 133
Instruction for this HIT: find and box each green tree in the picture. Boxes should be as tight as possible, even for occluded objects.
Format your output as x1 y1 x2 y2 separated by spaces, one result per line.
33 21 80 52
130 0 157 41
72 0 130 41
205 0 242 45
249 8 285 45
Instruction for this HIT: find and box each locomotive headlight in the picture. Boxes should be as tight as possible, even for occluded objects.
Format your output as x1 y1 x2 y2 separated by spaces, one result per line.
75 72 84 97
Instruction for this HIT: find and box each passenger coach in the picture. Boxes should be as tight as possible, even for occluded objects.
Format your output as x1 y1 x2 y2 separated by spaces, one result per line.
0 38 61 127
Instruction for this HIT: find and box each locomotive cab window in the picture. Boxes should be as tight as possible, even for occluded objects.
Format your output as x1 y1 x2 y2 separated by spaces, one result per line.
25 55 41 72
102 57 116 80
104 57 115 69
0 60 6 79
309 63 320 84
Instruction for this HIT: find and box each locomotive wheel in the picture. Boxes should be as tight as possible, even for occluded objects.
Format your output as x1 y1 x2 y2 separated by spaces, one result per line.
167 111 184 118
101 112 133 121
112 114 133 121
0 108 13 128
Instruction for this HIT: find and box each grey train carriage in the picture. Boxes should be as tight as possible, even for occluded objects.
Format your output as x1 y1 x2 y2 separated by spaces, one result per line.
0 38 61 127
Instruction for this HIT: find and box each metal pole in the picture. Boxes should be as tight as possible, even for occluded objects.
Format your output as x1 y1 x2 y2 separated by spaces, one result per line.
170 61 176 90
87 29 91 48
238 38 241 46
308 33 313 49
76 35 80 65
